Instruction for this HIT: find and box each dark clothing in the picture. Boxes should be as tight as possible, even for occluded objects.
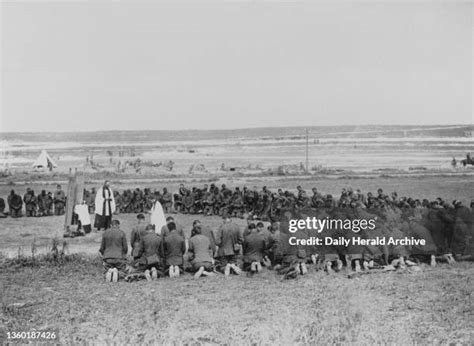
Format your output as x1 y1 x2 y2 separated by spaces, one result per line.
192 261 213 271
94 214 112 230
161 192 173 212
130 223 147 257
258 228 272 244
45 195 54 215
0 198 5 217
139 232 162 258
53 190 66 216
37 193 48 216
275 232 299 266
102 258 127 273
23 193 37 217
8 193 23 217
216 222 243 257
199 226 217 257
161 223 185 238
82 224 92 234
0 198 5 213
136 231 163 270
243 232 267 263
99 228 128 260
189 234 213 264
163 231 186 267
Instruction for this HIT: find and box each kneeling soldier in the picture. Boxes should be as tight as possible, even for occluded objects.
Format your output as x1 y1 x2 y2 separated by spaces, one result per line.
137 224 163 281
188 225 215 278
163 222 186 278
99 219 128 282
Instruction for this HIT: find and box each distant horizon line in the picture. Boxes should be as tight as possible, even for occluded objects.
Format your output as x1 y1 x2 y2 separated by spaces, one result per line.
0 124 472 135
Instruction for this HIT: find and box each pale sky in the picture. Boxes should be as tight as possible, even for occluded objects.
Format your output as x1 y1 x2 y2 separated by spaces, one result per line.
1 1 472 132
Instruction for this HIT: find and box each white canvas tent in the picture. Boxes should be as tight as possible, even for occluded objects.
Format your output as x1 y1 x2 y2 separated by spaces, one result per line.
32 150 58 170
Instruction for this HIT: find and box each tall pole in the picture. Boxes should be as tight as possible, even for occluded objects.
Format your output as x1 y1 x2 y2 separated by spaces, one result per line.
306 128 309 173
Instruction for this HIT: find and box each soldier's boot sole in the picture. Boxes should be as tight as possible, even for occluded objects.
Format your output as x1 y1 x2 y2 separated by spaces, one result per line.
112 268 119 282
105 269 112 282
363 261 370 271
300 263 308 275
398 256 406 269
430 255 436 267
144 270 152 281
336 259 343 271
354 260 361 272
151 268 158 280
230 264 242 275
250 262 257 273
202 271 215 276
224 264 231 276
194 266 205 279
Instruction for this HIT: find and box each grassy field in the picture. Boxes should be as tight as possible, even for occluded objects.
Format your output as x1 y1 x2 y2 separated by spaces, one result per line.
0 174 473 344
1 174 473 256
1 255 473 344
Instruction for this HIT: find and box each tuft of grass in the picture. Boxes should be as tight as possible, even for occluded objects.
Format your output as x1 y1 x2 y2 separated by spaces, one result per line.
1 239 101 269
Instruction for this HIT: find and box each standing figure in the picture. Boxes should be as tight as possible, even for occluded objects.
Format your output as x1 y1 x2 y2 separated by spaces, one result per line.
150 198 167 235
8 190 23 218
53 184 66 216
45 192 54 215
94 180 116 231
0 198 6 218
23 188 37 217
37 190 47 216
451 157 457 168
161 188 173 213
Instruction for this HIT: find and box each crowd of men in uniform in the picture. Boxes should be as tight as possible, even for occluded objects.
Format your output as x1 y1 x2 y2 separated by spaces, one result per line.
1 182 472 281
96 184 473 282
0 185 67 218
2 183 473 221
101 214 292 282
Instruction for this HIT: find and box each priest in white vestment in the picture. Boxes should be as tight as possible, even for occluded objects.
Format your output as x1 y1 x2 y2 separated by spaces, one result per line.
94 180 116 230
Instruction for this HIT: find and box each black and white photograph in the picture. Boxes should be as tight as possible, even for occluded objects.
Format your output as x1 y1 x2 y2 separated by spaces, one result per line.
0 0 473 344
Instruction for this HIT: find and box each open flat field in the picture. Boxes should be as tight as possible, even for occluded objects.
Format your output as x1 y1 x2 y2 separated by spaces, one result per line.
1 173 473 344
1 257 473 344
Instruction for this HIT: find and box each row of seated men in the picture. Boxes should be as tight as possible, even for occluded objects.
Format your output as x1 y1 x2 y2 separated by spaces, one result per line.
112 183 474 223
172 184 474 220
2 183 473 221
